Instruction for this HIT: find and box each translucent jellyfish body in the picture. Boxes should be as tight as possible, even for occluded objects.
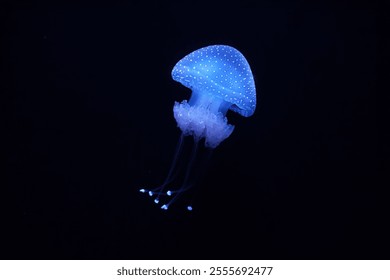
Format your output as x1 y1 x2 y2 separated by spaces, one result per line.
140 45 257 210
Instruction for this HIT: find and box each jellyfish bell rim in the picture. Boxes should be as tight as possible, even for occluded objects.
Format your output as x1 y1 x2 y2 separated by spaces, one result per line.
171 44 257 117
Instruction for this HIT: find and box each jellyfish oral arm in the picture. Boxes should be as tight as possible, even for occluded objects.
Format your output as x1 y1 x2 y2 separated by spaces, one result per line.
173 90 234 148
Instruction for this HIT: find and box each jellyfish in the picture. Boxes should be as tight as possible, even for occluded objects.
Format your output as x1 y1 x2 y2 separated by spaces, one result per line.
140 45 256 210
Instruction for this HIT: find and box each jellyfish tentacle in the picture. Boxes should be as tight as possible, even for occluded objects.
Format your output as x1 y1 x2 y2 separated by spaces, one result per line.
158 139 214 210
153 132 185 197
141 136 215 210
163 133 185 184
139 133 185 201
162 136 199 209
170 136 198 193
184 146 214 208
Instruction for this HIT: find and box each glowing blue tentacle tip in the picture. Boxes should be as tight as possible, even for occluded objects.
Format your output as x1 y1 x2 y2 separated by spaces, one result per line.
148 191 153 196
161 205 168 210
187 206 193 211
154 199 159 204
139 189 146 193
167 190 172 196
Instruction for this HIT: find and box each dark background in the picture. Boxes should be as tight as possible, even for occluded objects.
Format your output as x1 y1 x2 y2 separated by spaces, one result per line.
1 0 380 259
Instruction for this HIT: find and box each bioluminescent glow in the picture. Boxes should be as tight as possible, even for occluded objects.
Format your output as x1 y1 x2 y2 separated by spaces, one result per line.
140 45 257 211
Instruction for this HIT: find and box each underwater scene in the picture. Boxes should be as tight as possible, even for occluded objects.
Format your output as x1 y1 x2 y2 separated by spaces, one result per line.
2 0 379 260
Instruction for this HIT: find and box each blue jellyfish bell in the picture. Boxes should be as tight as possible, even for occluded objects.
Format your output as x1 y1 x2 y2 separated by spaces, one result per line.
140 45 257 211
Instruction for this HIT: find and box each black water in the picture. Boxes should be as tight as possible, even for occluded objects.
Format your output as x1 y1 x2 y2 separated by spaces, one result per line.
2 0 381 259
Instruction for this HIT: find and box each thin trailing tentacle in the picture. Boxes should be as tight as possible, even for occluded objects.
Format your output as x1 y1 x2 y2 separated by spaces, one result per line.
161 136 199 210
162 133 185 185
139 133 185 202
185 146 214 210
